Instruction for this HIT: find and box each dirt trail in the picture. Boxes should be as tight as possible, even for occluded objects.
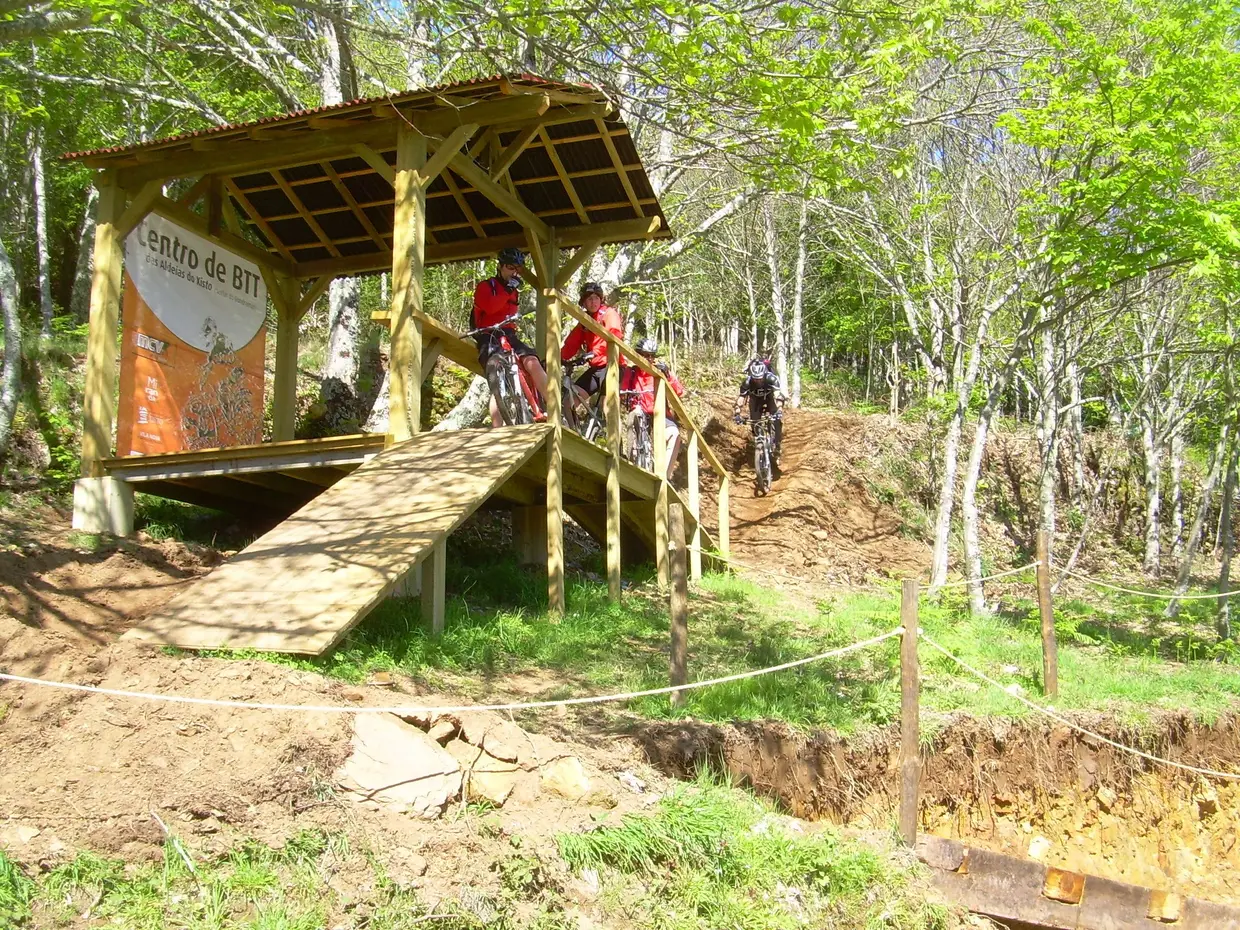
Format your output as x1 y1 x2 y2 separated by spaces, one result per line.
695 400 929 585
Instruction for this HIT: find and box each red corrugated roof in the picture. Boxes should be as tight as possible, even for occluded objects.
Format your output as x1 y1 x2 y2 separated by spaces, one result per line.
63 72 601 162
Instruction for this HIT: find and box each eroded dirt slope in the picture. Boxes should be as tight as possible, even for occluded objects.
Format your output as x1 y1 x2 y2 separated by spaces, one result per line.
694 400 930 584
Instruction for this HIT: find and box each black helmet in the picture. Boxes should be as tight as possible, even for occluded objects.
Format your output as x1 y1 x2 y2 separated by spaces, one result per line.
635 336 658 357
578 281 606 307
747 358 769 380
497 247 526 267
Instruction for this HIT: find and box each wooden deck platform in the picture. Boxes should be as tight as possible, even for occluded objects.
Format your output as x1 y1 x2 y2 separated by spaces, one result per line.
122 425 711 655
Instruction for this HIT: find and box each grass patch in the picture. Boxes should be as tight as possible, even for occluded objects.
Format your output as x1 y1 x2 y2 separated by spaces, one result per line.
558 774 954 930
134 494 261 550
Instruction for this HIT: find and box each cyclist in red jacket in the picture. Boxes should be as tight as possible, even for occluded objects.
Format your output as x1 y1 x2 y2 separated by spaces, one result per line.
620 337 685 480
561 282 623 415
469 248 548 426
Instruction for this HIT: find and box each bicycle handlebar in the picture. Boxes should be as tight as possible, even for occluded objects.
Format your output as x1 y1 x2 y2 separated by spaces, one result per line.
463 312 531 339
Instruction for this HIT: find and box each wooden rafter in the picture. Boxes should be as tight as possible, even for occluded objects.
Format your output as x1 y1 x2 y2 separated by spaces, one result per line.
595 117 643 217
321 161 393 253
439 168 485 239
538 127 588 223
491 124 541 180
272 169 342 258
225 179 298 265
151 195 296 277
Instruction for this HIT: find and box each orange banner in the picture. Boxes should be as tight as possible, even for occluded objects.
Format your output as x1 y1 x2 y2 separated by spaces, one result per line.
116 214 268 456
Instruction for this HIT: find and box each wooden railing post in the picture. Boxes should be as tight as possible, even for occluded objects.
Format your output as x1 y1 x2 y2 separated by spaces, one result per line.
605 341 622 602
1037 529 1058 698
900 578 920 847
271 277 300 442
718 473 730 568
540 230 565 616
389 124 428 443
669 502 689 706
654 378 669 588
687 431 702 581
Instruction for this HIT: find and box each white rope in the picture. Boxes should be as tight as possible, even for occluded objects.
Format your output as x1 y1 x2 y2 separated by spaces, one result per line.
1055 567 1240 601
0 629 901 716
932 562 1041 589
920 634 1240 782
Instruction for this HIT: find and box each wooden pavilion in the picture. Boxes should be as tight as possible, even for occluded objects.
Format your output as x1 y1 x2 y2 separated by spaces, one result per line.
65 73 729 649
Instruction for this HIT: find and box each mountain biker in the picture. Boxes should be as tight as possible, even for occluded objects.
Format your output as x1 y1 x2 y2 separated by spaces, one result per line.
560 282 623 416
621 337 685 481
470 248 549 427
732 357 785 469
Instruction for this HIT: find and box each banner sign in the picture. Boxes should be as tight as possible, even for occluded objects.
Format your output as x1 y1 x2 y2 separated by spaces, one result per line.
116 213 268 456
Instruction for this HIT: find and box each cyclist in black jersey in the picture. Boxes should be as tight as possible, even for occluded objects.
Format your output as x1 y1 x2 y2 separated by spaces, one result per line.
732 357 786 469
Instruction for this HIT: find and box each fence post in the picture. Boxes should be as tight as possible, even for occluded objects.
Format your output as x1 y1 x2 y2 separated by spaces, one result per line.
668 503 689 707
899 578 920 847
1036 530 1058 698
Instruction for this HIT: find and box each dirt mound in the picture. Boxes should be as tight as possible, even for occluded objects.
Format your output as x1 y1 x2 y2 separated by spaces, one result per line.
694 400 930 584
635 711 1240 903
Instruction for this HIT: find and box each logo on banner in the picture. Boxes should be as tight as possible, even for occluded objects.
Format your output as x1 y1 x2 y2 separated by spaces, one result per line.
116 214 269 456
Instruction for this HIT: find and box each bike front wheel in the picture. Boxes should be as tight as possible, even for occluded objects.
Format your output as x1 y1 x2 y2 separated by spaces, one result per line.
754 439 771 496
486 355 531 426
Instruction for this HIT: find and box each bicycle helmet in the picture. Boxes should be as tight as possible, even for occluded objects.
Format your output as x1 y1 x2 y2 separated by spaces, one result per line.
496 247 526 267
747 358 769 381
578 281 606 307
635 336 659 357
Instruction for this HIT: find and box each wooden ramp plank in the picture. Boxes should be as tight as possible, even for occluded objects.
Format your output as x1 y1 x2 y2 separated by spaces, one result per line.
125 426 549 655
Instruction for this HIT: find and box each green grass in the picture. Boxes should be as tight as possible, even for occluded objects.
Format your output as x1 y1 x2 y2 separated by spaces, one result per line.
558 774 955 930
208 530 1240 734
134 494 261 550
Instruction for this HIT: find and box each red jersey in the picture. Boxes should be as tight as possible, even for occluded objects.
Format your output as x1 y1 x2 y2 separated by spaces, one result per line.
471 277 520 330
561 304 622 367
620 364 685 416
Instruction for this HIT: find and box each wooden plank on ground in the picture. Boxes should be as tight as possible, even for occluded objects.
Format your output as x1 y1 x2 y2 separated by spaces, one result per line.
125 426 549 655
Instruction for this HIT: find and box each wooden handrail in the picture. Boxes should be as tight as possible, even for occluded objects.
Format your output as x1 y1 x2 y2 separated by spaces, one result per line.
560 300 728 478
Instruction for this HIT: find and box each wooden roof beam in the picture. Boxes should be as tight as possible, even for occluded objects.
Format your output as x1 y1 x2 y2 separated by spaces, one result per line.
295 216 662 278
538 127 588 223
272 169 342 258
225 179 298 265
595 117 644 217
446 152 549 240
412 93 549 137
490 124 540 180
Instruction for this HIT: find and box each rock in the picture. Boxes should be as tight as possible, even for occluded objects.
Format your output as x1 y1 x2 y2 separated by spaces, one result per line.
0 824 40 845
811 530 829 541
542 757 591 800
445 738 482 768
449 711 533 764
335 714 462 819
426 719 458 744
1096 786 1117 813
1028 835 1052 861
469 752 522 807
1196 784 1220 819
388 847 428 885
618 771 646 794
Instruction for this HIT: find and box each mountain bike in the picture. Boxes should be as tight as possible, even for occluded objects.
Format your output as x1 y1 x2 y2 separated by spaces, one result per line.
562 354 606 442
621 390 654 472
740 415 777 496
464 314 545 426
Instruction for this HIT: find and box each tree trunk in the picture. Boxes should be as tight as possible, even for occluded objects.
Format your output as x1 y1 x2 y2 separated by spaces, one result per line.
962 395 998 613
887 339 900 422
929 402 964 588
0 237 22 466
1036 323 1060 542
1141 419 1162 575
1170 429 1185 566
1067 359 1087 505
70 187 98 323
432 375 490 431
31 126 53 339
762 199 788 382
1218 433 1238 639
790 198 808 407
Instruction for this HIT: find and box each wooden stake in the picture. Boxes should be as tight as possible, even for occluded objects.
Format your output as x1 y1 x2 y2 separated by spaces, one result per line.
541 229 565 616
606 341 622 602
899 579 921 846
422 536 446 636
687 432 702 581
389 124 427 443
654 378 669 587
1037 529 1058 698
669 502 689 707
80 180 126 478
271 279 300 442
718 473 731 568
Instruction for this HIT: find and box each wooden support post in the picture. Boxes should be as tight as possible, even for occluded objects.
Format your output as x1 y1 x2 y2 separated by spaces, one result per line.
80 180 126 478
654 378 669 587
389 124 427 443
271 278 300 442
1037 529 1058 698
513 505 548 566
718 473 731 567
541 230 565 615
669 502 689 706
900 578 921 847
687 432 702 581
606 341 622 602
422 536 447 635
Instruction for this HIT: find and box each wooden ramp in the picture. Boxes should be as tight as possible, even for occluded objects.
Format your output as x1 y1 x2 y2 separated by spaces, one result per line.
125 426 549 655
